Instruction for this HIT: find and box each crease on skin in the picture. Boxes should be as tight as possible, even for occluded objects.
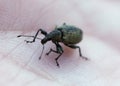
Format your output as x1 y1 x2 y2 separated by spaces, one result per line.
26 66 57 81
7 56 57 82
0 34 56 82
0 40 23 62
23 47 57 81
8 46 56 82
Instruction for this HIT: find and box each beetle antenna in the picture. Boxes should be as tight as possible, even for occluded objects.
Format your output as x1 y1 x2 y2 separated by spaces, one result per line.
39 45 44 60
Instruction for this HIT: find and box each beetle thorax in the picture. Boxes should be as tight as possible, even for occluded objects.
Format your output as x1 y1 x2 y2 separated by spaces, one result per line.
41 30 62 44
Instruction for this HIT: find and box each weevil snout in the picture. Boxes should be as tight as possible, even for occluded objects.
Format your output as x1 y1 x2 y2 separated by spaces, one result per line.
41 39 46 44
41 37 50 44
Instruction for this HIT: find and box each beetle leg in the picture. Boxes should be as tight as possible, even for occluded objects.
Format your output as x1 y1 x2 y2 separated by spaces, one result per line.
65 44 88 60
46 48 63 67
55 53 63 67
46 42 63 67
17 29 47 43
55 43 64 67
46 48 56 55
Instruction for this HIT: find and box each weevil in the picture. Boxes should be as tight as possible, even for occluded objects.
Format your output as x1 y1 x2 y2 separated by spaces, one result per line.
17 23 88 67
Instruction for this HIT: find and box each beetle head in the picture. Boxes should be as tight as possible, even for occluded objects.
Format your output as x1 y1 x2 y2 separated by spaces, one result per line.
41 39 46 44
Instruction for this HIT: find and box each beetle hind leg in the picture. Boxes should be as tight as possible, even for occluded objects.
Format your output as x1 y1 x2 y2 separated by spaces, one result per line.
66 44 88 60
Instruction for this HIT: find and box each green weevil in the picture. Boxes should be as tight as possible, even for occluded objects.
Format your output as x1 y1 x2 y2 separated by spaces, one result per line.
17 23 88 67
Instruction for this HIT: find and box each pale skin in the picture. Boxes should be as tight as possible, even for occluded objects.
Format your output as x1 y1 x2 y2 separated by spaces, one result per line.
0 0 120 86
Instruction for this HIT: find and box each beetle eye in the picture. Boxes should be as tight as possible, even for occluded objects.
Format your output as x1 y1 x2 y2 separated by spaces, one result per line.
41 39 46 44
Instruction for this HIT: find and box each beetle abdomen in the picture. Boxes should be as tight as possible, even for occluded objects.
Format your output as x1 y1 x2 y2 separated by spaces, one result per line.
58 26 83 44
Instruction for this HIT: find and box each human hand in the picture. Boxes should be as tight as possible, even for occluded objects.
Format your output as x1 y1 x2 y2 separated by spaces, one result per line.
0 0 120 86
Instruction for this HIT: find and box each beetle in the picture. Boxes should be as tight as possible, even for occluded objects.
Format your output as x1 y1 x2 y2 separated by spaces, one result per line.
17 23 88 67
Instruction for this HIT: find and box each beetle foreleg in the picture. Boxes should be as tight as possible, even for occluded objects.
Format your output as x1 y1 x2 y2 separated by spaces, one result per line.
46 43 63 67
25 29 47 43
66 44 88 60
46 48 57 55
46 48 63 67
17 35 41 40
55 53 63 67
18 29 47 43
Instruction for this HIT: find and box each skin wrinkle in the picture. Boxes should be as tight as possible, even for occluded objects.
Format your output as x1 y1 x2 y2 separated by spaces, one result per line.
0 40 23 62
3 45 55 82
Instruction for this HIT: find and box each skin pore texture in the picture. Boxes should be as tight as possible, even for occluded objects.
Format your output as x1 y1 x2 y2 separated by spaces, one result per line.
0 0 120 86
